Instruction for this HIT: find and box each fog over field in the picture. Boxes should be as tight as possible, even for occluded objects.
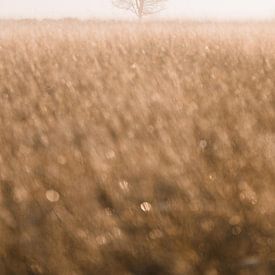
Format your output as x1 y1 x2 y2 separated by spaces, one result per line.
1 0 275 19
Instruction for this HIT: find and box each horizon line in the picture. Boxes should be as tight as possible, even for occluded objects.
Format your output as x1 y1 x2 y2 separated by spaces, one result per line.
0 15 274 22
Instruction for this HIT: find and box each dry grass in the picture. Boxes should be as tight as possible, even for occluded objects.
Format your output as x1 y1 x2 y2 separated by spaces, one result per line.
0 19 275 274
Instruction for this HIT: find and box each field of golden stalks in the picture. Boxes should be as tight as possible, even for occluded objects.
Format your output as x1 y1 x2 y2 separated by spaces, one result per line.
0 19 275 274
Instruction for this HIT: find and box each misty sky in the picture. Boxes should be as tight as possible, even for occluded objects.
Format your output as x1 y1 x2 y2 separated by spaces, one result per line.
1 0 275 19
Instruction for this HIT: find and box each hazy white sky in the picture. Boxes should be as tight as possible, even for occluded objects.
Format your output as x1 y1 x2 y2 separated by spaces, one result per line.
1 0 275 19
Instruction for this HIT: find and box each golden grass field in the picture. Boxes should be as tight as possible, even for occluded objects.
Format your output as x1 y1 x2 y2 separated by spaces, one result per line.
0 19 275 274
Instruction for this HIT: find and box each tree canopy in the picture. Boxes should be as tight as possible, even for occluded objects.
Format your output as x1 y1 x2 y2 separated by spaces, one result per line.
113 0 167 19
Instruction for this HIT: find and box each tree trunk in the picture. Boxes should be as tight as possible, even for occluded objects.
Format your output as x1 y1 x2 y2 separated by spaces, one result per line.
138 0 144 20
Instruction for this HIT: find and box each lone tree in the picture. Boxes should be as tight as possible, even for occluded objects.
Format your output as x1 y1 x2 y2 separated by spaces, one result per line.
113 0 167 19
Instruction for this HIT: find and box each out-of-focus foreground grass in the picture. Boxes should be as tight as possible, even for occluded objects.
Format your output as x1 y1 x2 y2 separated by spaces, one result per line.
0 20 275 274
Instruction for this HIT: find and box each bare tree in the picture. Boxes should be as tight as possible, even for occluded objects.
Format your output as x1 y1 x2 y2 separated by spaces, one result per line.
112 0 167 19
